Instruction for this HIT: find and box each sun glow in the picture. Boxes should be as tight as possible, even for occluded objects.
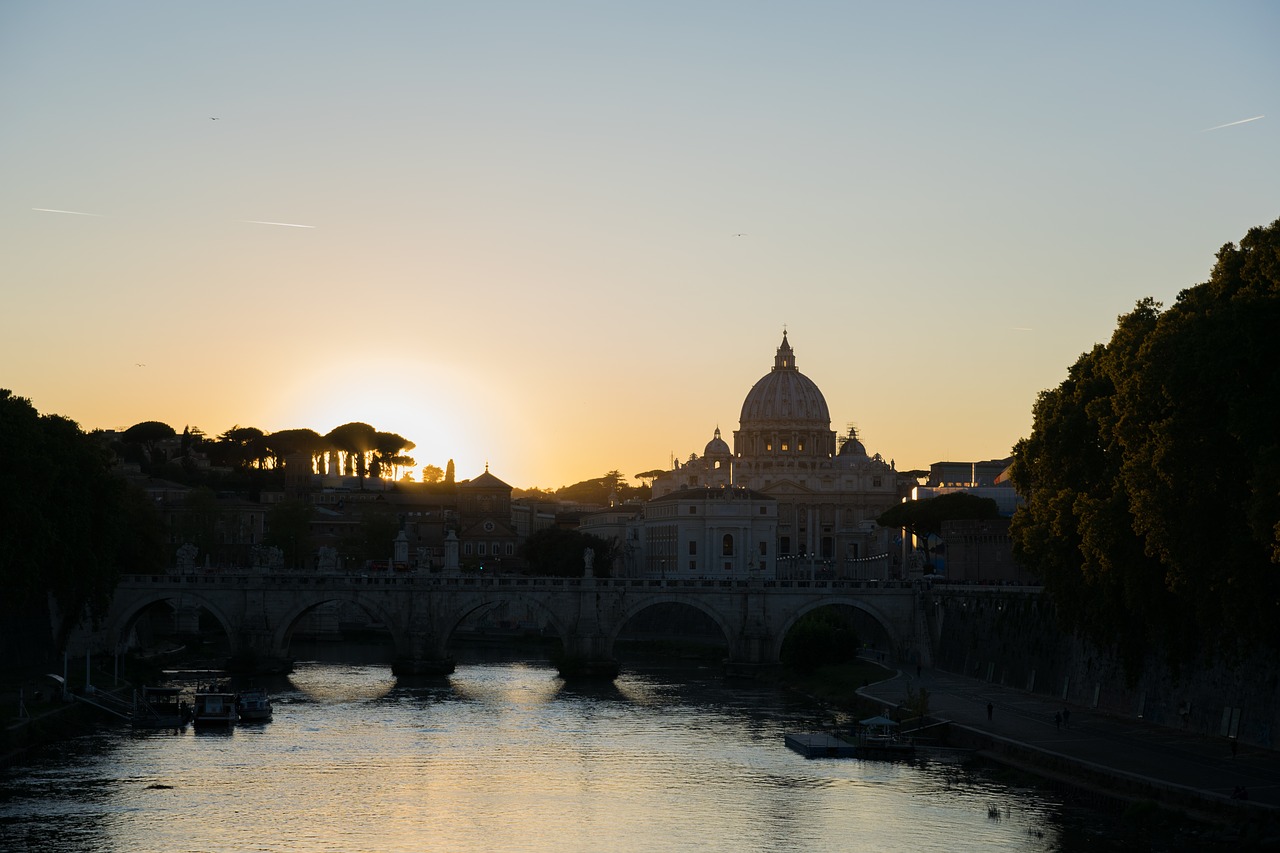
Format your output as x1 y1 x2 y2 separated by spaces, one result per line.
268 355 492 482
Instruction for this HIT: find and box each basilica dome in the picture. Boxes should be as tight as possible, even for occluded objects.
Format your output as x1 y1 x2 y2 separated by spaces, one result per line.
738 332 831 428
704 427 731 457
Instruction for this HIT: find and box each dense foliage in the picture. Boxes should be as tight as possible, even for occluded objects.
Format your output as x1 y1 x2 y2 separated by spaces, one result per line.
877 492 1001 540
1010 219 1280 674
780 609 861 674
0 391 165 649
519 527 618 577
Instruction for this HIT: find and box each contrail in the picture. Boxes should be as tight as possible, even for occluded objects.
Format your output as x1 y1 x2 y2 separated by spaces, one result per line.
1201 115 1264 132
33 207 102 216
242 220 315 228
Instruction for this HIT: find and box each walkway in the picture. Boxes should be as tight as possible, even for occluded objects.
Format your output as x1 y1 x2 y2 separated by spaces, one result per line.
858 666 1280 819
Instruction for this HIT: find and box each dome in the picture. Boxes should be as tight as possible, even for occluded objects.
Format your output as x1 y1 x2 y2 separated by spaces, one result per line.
704 427 731 457
837 426 867 457
739 332 831 427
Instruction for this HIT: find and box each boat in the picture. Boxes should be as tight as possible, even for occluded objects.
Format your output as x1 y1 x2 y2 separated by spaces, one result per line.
131 686 192 729
192 688 238 727
236 687 273 722
851 715 915 758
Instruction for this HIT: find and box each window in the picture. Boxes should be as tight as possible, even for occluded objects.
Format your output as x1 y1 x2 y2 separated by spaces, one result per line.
688 540 697 555
759 506 767 515
759 541 767 556
722 534 734 556
873 476 882 487
689 560 697 571
780 536 791 555
781 441 789 451
478 542 487 556
688 506 697 515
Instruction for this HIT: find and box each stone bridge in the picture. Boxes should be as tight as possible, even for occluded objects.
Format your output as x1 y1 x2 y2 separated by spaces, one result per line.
86 572 930 678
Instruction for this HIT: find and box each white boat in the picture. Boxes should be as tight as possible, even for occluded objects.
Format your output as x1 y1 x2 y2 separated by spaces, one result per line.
236 687 273 722
192 690 238 727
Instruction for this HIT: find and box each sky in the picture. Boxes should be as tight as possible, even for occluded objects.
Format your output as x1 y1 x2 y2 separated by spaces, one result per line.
3 2 1277 489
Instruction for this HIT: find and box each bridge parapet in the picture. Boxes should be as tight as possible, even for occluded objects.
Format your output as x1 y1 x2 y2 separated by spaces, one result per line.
100 573 930 679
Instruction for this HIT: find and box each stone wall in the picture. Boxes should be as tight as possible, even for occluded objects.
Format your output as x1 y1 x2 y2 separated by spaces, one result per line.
928 588 1280 750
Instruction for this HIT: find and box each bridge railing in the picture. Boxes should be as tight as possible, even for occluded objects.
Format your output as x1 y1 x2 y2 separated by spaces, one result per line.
119 572 923 592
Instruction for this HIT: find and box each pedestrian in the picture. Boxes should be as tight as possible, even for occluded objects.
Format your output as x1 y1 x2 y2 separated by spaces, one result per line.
987 702 993 721
1054 711 1061 729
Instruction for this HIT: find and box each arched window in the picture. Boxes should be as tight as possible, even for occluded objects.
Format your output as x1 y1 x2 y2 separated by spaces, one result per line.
722 534 734 556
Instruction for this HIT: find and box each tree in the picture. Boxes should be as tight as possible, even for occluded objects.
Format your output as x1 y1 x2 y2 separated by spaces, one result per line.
339 502 400 567
264 499 315 570
519 527 617 577
121 420 177 470
210 425 267 470
780 609 860 674
877 492 1000 542
326 422 378 485
1 391 165 653
878 492 1000 574
179 487 222 562
264 428 326 472
421 464 445 485
445 459 455 485
371 431 416 481
1010 219 1280 674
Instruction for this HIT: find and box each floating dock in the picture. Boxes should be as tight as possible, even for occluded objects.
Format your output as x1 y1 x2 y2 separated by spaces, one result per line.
785 733 859 758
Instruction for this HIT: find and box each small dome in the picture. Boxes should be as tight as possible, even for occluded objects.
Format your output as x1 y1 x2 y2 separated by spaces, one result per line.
838 436 867 457
838 426 867 457
704 427 731 457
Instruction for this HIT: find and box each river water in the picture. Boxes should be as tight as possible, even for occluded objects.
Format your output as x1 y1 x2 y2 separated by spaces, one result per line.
0 652 1227 852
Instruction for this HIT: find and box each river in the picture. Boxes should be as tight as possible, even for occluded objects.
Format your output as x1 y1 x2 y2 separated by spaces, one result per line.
0 650 1232 852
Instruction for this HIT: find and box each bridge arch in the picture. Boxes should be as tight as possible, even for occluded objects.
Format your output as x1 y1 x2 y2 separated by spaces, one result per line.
273 592 407 660
769 595 900 662
609 593 737 654
102 588 238 653
435 591 572 659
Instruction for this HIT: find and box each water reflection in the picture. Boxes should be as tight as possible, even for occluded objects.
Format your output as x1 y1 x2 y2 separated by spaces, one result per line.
0 657 1244 852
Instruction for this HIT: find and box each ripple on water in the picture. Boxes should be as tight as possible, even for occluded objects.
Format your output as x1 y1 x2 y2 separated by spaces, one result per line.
1 661 1189 852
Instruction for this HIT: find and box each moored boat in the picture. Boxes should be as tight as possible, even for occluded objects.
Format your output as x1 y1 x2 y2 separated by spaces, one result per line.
192 689 238 727
236 687 273 722
131 686 191 729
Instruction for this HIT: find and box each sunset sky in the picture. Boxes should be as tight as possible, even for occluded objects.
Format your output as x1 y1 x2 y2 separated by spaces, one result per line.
3 2 1276 489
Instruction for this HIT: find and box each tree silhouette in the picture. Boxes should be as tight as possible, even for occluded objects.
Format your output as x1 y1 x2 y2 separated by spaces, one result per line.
326 422 378 486
1010 218 1280 673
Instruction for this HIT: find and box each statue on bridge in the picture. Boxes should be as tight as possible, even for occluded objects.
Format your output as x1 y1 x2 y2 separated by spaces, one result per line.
176 542 198 573
317 546 339 573
583 547 595 578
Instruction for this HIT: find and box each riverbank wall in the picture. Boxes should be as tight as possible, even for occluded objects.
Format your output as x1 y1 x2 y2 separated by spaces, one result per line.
937 721 1274 832
928 588 1280 751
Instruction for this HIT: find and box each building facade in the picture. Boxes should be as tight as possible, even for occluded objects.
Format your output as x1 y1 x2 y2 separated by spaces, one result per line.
652 333 907 579
640 486 777 579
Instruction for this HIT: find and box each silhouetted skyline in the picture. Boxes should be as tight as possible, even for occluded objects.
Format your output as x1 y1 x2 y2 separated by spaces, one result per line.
4 3 1275 487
